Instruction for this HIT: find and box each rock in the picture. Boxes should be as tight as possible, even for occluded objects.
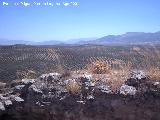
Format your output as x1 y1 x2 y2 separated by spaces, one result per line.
125 70 147 87
22 79 35 84
59 96 67 100
41 101 51 106
10 80 22 87
82 74 92 81
14 97 24 102
125 78 139 87
15 85 25 90
1 71 160 120
0 95 9 101
87 95 94 100
78 74 94 90
85 81 95 87
77 100 85 104
29 85 43 94
78 74 92 84
130 70 146 80
40 73 61 81
153 82 160 86
4 100 12 106
120 84 137 95
0 82 6 89
47 73 60 81
0 102 5 111
10 95 24 102
97 85 112 93
39 74 48 80
48 73 61 77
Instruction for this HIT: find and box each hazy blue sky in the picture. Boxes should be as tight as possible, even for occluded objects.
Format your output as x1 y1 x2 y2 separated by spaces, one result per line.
0 0 160 41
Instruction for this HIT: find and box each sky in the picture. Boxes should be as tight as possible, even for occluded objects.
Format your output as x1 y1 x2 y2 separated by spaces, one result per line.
0 0 160 41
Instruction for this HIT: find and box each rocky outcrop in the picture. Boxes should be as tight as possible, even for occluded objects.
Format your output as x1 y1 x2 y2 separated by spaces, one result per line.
0 71 160 120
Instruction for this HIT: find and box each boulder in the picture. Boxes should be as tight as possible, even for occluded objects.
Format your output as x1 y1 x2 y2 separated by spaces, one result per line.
39 73 61 81
125 70 147 87
15 85 25 90
120 84 137 95
29 85 43 94
14 96 24 102
96 85 112 93
10 95 24 102
0 95 8 101
130 70 146 80
4 100 12 106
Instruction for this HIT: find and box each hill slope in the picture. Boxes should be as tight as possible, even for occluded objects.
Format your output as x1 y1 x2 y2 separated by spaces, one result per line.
83 32 160 45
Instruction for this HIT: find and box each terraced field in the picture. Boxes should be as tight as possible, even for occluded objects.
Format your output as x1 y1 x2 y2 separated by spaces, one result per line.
0 44 160 81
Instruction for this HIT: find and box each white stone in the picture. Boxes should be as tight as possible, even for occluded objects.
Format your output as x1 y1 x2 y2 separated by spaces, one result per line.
120 84 137 95
40 73 61 81
0 94 8 100
5 100 12 106
14 96 24 102
15 85 25 90
97 85 112 93
87 95 94 100
85 81 95 87
0 102 5 111
77 100 85 104
154 82 160 86
10 95 24 102
22 79 35 84
40 74 48 79
130 70 146 80
49 73 61 76
30 85 42 94
83 74 92 81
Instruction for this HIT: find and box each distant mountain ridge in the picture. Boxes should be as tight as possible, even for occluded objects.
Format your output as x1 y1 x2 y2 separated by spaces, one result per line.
0 38 98 45
1 31 160 45
84 31 160 45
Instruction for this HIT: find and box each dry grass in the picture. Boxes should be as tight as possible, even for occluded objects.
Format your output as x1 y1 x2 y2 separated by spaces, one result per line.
87 60 111 74
139 46 160 81
145 68 160 81
86 59 131 91
92 69 130 91
66 80 81 94
106 69 130 91
16 70 37 79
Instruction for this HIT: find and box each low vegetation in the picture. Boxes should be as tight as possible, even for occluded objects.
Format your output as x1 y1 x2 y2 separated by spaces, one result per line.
145 67 160 81
0 44 160 82
65 80 81 94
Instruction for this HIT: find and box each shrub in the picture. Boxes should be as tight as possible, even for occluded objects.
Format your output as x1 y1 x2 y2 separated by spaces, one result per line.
91 61 131 91
16 70 37 79
89 60 110 74
65 80 81 94
106 69 130 91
